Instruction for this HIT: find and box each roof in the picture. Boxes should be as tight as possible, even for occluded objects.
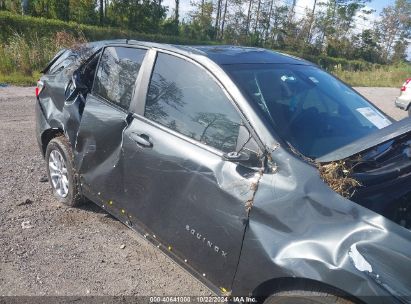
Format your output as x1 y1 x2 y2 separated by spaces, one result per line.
122 40 312 66
180 45 311 65
80 40 312 66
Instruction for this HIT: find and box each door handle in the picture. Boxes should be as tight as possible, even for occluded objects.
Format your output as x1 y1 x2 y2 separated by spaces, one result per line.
129 132 153 148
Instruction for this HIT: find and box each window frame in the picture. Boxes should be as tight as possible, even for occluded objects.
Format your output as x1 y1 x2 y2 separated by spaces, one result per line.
48 51 78 76
134 49 258 156
91 45 149 113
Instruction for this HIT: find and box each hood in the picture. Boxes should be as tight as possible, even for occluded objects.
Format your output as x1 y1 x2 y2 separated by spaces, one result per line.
317 117 411 163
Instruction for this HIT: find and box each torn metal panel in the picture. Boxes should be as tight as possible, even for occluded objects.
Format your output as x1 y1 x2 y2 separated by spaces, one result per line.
349 244 372 273
245 168 264 213
232 146 411 303
73 94 128 197
62 94 85 147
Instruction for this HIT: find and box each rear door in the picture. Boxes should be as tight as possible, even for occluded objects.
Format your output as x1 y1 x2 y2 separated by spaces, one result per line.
121 51 263 291
74 46 147 206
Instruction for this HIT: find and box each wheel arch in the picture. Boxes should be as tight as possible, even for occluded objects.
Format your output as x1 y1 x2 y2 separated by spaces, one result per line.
40 128 64 157
251 277 364 304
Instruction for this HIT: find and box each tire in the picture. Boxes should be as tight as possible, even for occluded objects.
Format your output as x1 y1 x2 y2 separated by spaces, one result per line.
45 135 83 207
263 285 355 304
408 106 411 117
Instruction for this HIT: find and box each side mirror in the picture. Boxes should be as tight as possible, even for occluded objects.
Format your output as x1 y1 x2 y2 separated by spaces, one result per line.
223 151 250 162
224 124 262 167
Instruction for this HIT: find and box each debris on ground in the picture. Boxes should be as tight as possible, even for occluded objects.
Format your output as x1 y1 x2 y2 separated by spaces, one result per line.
36 274 43 284
17 198 33 206
317 160 361 198
21 220 34 229
120 244 126 249
39 175 48 183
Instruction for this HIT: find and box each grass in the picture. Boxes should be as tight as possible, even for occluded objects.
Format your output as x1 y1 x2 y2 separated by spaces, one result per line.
317 160 361 198
0 71 41 86
333 64 411 87
0 31 86 86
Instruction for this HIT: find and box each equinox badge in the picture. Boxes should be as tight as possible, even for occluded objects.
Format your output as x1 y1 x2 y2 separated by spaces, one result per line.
186 225 228 258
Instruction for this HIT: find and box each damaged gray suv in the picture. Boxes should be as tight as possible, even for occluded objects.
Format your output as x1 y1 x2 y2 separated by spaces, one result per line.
35 40 411 303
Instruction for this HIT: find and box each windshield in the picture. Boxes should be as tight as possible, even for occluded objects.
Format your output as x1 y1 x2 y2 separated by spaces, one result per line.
224 64 392 159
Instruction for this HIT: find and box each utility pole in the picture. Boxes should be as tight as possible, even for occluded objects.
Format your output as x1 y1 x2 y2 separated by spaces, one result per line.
175 0 179 23
104 0 108 18
220 0 228 39
245 0 252 35
214 0 222 39
254 0 261 35
21 0 29 15
99 0 104 24
264 0 275 44
307 0 317 43
291 0 296 12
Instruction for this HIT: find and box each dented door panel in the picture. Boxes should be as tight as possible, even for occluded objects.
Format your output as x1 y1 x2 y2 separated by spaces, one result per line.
74 94 127 202
62 94 85 147
119 115 256 290
232 147 411 302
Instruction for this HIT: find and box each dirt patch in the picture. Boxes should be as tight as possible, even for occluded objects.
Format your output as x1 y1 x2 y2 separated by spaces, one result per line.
0 93 212 296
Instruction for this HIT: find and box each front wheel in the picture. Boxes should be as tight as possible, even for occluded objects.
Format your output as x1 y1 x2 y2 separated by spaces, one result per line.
45 136 83 206
263 286 355 304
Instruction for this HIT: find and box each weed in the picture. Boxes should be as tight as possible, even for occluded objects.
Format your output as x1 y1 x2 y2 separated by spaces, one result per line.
318 161 361 198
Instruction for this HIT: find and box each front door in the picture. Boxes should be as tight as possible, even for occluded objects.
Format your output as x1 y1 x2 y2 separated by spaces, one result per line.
121 52 262 291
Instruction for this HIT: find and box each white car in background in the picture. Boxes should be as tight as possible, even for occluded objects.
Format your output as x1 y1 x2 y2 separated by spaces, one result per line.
395 78 411 116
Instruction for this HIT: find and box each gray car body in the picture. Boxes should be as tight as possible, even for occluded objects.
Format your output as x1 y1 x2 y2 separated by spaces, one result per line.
35 40 411 303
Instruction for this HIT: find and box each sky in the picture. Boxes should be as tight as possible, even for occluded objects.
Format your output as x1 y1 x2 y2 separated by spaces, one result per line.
293 0 410 59
161 0 410 59
161 0 394 19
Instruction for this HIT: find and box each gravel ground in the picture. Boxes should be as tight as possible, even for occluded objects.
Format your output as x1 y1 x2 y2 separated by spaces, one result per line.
0 86 211 297
354 87 406 121
0 86 407 297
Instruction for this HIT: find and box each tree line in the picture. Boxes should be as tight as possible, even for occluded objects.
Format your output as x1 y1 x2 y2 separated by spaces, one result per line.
1 0 410 64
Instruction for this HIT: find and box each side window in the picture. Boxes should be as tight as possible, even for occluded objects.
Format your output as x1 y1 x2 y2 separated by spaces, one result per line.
145 53 242 153
93 47 146 110
79 51 101 90
48 50 76 75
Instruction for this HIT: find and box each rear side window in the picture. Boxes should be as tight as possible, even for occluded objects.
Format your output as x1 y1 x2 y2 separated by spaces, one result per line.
93 47 146 110
47 50 76 75
145 53 242 153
